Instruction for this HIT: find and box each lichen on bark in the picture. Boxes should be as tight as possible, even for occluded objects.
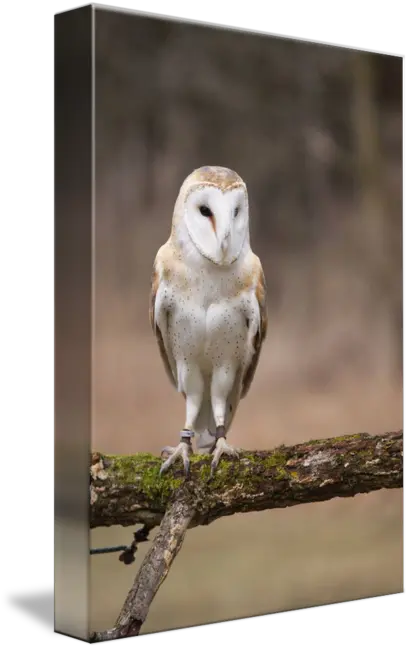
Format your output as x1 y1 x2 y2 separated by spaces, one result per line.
90 429 403 530
90 429 403 642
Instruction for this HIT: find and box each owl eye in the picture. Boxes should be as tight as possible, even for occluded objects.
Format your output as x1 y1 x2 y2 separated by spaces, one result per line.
234 207 239 217
199 205 213 217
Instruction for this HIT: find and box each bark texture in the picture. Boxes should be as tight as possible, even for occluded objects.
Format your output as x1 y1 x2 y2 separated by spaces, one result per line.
91 492 194 641
89 429 402 640
90 430 403 532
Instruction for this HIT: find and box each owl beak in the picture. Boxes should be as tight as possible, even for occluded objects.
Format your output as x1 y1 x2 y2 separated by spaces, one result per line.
220 231 230 259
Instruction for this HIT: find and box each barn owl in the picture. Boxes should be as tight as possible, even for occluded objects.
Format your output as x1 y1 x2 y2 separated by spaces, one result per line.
149 166 267 477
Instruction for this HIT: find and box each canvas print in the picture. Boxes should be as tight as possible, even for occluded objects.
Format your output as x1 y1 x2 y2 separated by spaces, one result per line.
55 4 403 642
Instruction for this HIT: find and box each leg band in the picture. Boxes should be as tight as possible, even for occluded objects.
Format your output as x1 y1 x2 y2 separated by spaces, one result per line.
215 425 226 440
180 429 195 439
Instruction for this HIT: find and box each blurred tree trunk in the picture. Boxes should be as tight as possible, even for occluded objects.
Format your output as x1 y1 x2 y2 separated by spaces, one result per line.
352 52 385 256
351 52 402 377
298 48 327 232
296 47 328 333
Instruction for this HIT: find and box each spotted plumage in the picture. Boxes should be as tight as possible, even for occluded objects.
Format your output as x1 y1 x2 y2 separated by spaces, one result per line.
150 166 267 476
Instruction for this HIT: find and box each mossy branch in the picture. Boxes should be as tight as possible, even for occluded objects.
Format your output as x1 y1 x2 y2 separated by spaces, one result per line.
90 429 402 640
90 429 403 531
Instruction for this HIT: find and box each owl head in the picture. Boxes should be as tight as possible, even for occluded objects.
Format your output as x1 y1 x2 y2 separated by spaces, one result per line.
172 166 250 267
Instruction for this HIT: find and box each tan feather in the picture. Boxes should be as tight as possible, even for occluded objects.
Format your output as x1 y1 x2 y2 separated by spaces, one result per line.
241 258 268 398
149 256 177 389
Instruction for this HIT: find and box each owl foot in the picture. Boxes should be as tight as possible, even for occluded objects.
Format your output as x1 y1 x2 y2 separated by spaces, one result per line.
210 435 240 478
160 436 193 478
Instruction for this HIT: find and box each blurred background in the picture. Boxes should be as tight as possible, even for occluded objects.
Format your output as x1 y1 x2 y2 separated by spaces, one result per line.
91 7 403 636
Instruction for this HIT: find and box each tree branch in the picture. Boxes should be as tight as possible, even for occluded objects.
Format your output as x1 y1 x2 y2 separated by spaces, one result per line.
89 429 402 639
90 430 402 531
91 491 195 641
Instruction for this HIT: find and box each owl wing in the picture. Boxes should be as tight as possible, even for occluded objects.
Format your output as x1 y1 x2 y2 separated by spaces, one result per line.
241 258 268 399
149 252 177 389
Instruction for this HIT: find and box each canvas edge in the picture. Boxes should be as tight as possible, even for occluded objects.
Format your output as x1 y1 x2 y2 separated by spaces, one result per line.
46 10 54 582
54 5 93 641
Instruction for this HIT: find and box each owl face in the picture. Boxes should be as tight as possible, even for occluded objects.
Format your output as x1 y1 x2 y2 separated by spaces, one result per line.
183 183 249 266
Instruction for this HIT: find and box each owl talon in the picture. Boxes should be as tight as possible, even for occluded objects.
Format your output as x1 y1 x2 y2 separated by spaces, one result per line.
159 440 193 477
210 437 240 477
161 446 175 459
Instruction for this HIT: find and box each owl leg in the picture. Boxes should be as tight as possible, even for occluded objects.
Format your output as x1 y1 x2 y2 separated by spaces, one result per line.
160 365 204 477
210 365 240 476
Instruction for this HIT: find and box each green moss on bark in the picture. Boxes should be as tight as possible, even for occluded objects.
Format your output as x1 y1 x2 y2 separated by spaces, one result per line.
104 453 183 501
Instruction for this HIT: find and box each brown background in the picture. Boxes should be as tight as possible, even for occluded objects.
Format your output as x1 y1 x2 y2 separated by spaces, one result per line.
90 7 403 635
